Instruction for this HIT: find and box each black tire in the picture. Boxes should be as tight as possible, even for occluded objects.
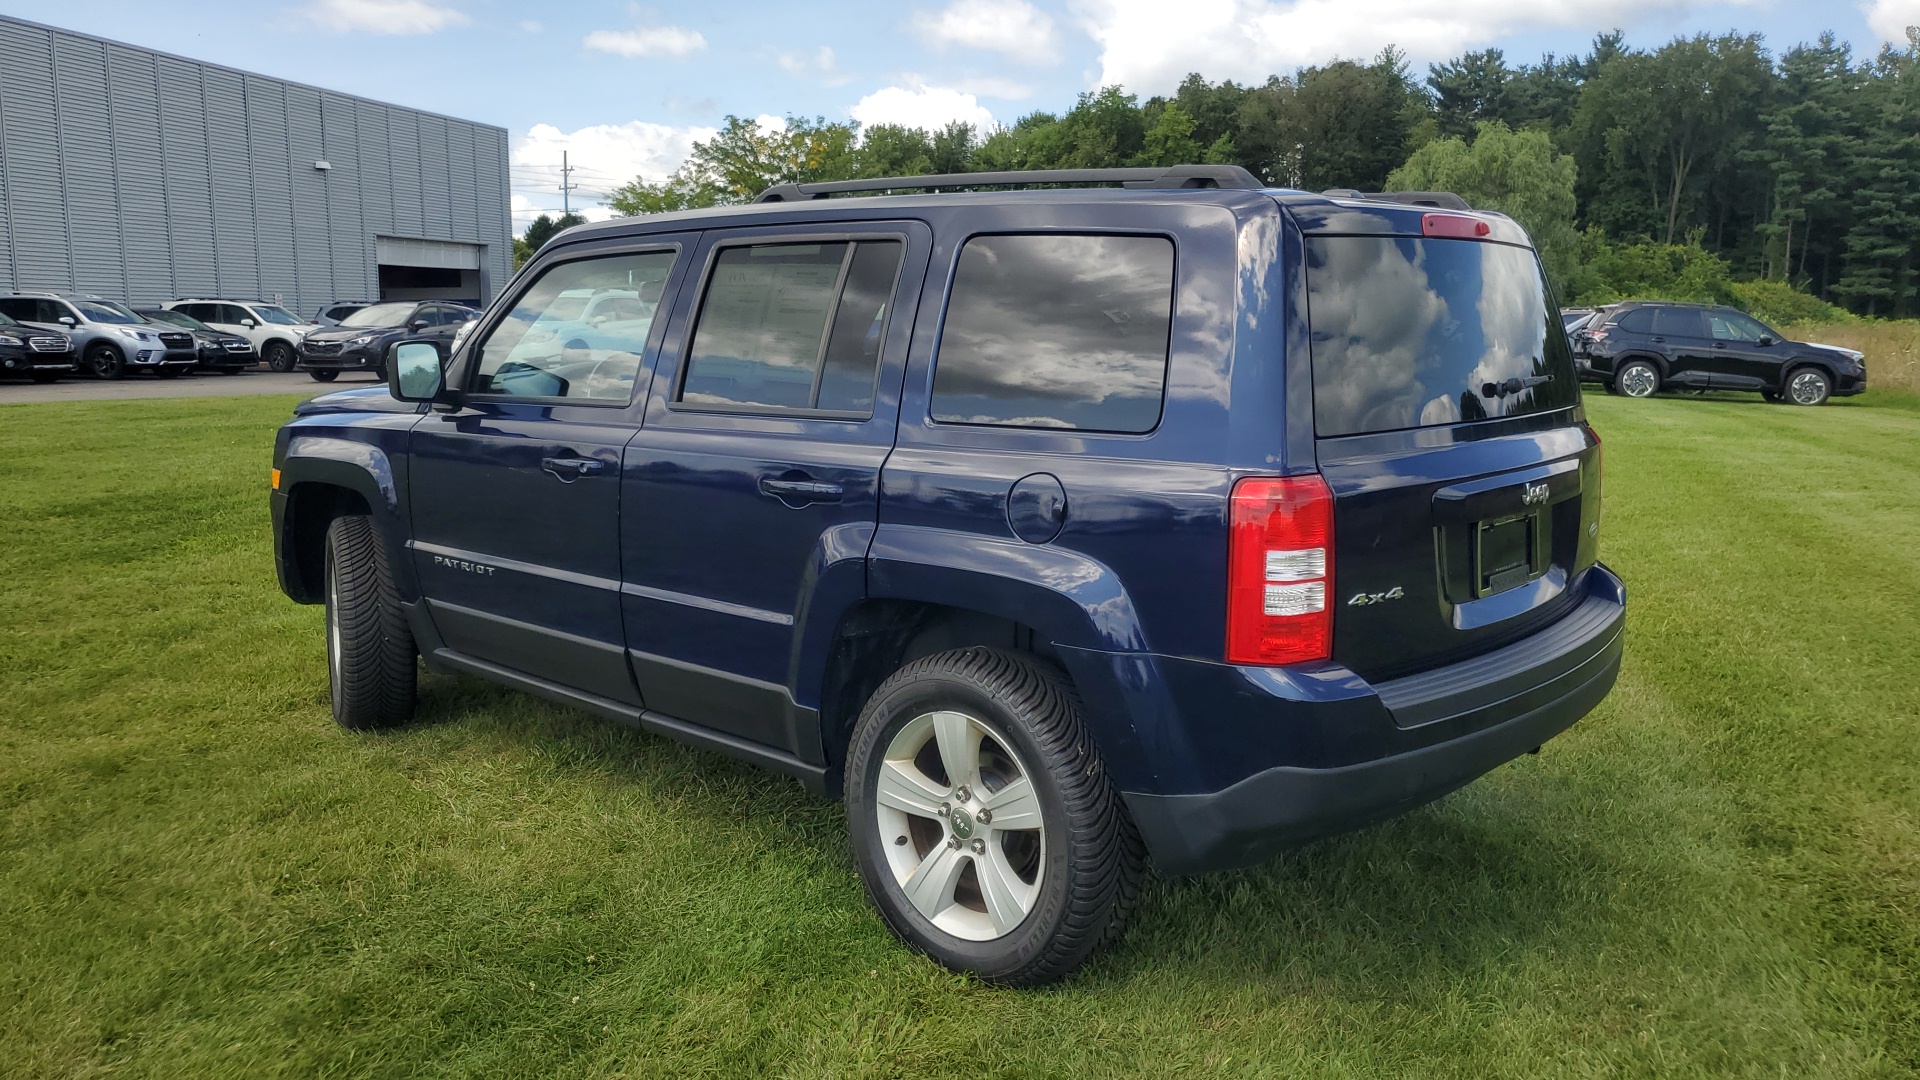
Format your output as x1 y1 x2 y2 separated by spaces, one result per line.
28 372 60 384
154 366 182 379
845 647 1144 986
309 370 339 382
323 514 416 730
1615 359 1660 399
1783 366 1831 406
265 340 296 372
1762 390 1784 403
85 343 126 380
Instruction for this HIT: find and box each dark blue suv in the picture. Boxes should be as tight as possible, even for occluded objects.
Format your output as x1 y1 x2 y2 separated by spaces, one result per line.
270 166 1624 985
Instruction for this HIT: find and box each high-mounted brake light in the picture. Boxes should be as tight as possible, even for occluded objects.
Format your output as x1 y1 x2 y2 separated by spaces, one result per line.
1227 475 1334 665
1422 213 1491 239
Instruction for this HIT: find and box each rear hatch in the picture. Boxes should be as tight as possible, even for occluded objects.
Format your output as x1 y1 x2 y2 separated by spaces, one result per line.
1299 213 1601 683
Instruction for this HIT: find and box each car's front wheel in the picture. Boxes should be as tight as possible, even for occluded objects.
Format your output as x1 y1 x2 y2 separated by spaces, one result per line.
323 514 417 730
85 343 125 380
1615 360 1660 398
264 341 296 372
845 647 1143 986
1784 367 1831 406
309 370 338 382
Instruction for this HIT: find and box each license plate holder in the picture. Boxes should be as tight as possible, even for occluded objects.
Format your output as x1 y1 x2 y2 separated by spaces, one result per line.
1474 513 1539 597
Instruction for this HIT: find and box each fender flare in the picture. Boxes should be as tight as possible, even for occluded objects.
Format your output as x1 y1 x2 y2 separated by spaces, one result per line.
276 436 410 603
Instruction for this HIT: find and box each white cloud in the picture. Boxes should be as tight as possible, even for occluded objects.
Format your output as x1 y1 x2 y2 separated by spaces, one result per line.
851 85 998 132
914 0 1059 64
511 120 718 223
778 46 854 85
1073 0 1761 93
1864 0 1920 41
583 24 707 58
297 0 467 35
520 19 542 33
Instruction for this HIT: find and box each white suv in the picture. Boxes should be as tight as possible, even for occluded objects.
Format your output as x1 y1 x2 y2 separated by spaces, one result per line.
164 299 320 372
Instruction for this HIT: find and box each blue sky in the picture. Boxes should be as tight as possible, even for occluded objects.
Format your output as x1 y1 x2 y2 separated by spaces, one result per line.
5 0 1914 228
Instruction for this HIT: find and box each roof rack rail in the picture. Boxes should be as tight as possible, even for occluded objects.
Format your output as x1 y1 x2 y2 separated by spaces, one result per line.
1320 189 1472 211
754 164 1265 203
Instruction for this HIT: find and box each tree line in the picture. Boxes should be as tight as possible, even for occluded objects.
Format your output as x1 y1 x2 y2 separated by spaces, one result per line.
588 27 1920 319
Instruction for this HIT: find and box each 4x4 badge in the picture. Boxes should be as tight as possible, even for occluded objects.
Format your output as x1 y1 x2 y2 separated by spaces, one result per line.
1347 587 1405 607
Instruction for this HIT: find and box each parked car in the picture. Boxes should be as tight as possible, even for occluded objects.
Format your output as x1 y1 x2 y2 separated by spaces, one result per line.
270 166 1624 985
295 301 478 381
0 311 76 382
0 293 196 378
1560 307 1597 330
135 307 257 372
163 299 318 372
313 301 374 327
1572 301 1866 405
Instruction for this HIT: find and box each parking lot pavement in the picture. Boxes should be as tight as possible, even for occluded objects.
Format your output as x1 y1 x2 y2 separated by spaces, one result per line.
0 370 385 403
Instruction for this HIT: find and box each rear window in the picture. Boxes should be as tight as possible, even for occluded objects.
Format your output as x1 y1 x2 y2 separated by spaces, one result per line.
932 233 1173 432
1306 237 1579 437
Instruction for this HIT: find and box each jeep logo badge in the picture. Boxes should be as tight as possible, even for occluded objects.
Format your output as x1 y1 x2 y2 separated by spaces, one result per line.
1522 481 1550 506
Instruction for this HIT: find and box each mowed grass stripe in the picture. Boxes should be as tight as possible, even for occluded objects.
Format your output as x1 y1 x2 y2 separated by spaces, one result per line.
0 393 1914 1078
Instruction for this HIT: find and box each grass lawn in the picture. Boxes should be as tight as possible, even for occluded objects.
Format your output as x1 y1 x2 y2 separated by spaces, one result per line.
2 388 1916 1078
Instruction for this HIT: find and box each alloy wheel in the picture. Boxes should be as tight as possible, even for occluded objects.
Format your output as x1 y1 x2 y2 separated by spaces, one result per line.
1788 370 1828 405
874 709 1046 941
1618 363 1657 398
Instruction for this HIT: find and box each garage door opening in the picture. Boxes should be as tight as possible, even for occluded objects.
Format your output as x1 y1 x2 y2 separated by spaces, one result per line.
376 236 485 305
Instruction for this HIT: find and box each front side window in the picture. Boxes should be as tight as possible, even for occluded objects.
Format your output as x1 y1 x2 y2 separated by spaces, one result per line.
679 239 905 415
1709 310 1774 342
222 305 255 325
473 250 677 401
931 234 1174 432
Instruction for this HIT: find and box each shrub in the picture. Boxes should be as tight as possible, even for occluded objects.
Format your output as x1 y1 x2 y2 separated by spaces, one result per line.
1729 280 1852 327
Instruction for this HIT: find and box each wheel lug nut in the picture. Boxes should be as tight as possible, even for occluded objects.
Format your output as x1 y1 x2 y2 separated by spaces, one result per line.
947 837 962 850
970 838 986 854
976 809 992 824
938 803 951 818
955 786 972 802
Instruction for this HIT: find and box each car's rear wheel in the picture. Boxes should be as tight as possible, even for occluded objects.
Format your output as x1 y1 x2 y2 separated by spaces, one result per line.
85 343 125 380
309 370 339 382
845 647 1143 986
1615 360 1660 399
265 340 296 372
1784 367 1831 406
324 514 416 730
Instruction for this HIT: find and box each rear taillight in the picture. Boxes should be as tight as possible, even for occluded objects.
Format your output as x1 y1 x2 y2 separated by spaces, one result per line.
1585 328 1609 341
1227 475 1334 665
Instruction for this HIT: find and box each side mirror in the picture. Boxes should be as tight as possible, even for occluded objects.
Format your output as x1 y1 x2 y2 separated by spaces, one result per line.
57 316 76 326
409 319 429 331
241 318 257 328
388 340 447 402
1757 336 1775 346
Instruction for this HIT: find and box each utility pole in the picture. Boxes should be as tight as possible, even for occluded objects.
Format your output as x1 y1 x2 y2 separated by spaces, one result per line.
560 151 577 217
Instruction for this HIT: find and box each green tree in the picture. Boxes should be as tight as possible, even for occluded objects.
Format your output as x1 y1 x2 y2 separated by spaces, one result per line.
608 115 863 214
1136 103 1202 166
1832 30 1920 316
1387 121 1581 287
1749 37 1855 285
514 212 585 267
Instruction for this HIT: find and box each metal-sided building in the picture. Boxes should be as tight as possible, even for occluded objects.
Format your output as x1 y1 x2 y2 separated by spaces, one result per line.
0 14 511 318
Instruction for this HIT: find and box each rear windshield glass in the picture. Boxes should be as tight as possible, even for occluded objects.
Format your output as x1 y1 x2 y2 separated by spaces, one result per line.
1305 237 1579 437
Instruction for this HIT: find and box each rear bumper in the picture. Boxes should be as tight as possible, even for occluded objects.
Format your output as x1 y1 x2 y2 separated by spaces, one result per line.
1113 564 1625 874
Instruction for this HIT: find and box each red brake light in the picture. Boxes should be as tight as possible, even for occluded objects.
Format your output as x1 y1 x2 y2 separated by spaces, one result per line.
1227 475 1334 666
1422 213 1491 239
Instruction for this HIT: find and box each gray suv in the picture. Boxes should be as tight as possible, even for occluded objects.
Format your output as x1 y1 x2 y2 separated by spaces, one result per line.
0 293 196 378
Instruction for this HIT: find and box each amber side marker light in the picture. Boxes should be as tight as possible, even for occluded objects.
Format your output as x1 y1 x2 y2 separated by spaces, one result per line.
271 468 281 490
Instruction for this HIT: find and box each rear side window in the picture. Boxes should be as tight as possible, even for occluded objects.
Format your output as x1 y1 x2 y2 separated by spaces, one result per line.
932 234 1173 432
1305 237 1579 437
1614 308 1654 333
1651 307 1704 336
679 240 905 416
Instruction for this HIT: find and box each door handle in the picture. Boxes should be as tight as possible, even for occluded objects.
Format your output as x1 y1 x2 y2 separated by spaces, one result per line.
541 456 606 482
759 475 843 505
1651 336 1666 342
1711 342 1727 349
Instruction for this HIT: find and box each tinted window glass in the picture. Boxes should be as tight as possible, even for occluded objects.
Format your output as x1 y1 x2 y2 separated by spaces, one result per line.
222 305 254 324
932 234 1173 432
0 299 33 321
1306 237 1579 437
1651 307 1703 337
680 240 904 415
474 250 677 401
1615 307 1653 333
